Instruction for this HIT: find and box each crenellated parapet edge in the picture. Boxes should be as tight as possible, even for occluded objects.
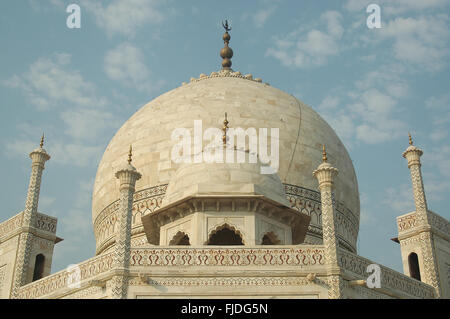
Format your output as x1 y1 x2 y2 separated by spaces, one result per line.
397 210 449 240
93 183 359 255
182 69 267 86
15 246 436 299
15 251 115 299
128 246 326 267
0 211 59 243
15 246 327 299
338 249 436 299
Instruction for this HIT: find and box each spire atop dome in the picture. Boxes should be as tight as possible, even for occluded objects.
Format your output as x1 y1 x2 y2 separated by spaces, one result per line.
128 145 133 164
408 132 413 145
220 20 233 70
40 133 44 148
322 145 328 162
222 112 229 145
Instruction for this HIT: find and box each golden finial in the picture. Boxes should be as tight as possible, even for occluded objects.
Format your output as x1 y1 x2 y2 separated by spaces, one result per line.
40 133 44 148
128 145 133 164
220 20 233 70
408 132 413 145
322 145 328 162
222 112 229 145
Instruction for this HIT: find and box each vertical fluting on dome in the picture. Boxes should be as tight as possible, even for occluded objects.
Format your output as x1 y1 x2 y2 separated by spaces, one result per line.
220 20 233 70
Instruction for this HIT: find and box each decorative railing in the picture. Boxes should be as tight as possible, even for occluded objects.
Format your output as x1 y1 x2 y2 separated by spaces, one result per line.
338 249 435 299
397 212 417 232
397 211 449 237
16 252 114 299
35 213 57 234
0 212 57 240
129 246 326 267
0 212 23 239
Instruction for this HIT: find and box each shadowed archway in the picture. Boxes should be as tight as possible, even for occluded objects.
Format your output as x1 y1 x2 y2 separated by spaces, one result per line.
207 224 244 245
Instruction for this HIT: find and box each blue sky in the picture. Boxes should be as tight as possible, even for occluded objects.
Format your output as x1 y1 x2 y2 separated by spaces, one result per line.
0 0 449 274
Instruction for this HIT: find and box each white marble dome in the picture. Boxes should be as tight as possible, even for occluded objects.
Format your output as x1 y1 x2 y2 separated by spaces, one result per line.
92 70 360 253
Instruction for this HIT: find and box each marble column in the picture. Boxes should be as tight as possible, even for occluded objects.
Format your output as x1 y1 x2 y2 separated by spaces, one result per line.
111 146 141 299
402 134 441 297
313 145 344 299
12 135 50 297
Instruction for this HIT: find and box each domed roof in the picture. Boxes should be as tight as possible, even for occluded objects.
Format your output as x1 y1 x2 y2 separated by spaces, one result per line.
92 70 360 250
162 146 290 208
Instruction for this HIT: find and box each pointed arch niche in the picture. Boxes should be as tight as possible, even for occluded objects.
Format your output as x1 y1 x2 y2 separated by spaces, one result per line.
207 223 244 245
169 231 191 245
261 231 281 245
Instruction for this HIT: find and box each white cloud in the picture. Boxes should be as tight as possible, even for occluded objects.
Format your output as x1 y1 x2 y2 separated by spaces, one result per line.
81 0 165 37
318 96 340 111
425 94 450 141
60 108 118 141
344 0 449 14
383 184 414 214
318 61 410 146
4 53 107 111
62 209 92 235
104 42 164 92
353 89 406 144
251 7 277 28
380 15 449 71
3 53 119 167
360 192 376 225
383 0 449 15
39 196 57 214
49 142 103 167
266 11 344 68
4 137 103 168
426 94 450 110
5 139 37 158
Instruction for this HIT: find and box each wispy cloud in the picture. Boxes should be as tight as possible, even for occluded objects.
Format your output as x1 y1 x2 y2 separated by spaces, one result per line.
344 0 449 14
426 94 450 142
242 6 277 28
60 108 118 141
104 42 164 92
3 53 107 111
317 64 408 146
266 11 344 68
81 0 166 37
3 53 118 167
383 183 414 214
379 15 450 71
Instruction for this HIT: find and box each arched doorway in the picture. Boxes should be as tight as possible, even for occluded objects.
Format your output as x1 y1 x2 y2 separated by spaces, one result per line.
408 252 421 281
207 224 244 245
261 232 281 245
169 231 190 245
32 254 45 281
